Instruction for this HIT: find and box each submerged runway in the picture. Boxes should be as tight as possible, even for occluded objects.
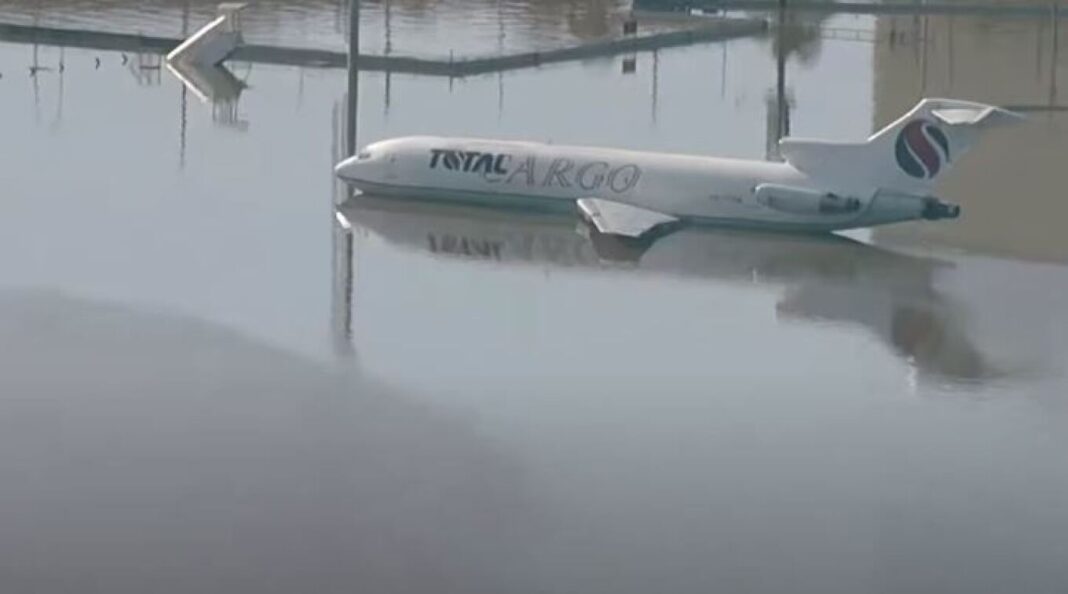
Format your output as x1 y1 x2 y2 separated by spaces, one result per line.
1 1 1067 591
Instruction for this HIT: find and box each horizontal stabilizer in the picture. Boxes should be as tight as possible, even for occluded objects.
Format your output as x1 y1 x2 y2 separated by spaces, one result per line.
930 105 1024 127
576 198 678 239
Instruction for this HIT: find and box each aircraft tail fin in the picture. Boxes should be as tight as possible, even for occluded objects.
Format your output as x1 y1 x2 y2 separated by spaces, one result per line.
780 98 1024 195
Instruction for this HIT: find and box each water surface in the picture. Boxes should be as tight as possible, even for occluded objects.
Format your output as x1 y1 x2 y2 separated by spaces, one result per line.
1 6 1067 593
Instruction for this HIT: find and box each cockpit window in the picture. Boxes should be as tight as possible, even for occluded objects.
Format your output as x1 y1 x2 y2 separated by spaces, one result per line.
356 150 372 160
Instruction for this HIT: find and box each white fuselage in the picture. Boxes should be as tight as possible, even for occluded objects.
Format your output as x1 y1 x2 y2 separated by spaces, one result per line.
335 136 938 231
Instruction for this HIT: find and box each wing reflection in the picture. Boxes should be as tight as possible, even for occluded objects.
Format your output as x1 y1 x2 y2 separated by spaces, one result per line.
336 196 998 384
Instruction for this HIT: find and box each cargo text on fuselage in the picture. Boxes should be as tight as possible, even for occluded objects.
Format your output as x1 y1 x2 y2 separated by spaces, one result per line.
428 149 642 194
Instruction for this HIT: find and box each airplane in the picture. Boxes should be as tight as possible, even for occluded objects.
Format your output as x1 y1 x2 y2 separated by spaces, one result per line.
334 98 1023 238
335 196 996 382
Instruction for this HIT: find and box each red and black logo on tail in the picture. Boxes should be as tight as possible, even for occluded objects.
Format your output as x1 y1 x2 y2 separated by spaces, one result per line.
895 119 950 179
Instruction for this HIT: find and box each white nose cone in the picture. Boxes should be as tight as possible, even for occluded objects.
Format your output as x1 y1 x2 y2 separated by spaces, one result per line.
334 155 364 182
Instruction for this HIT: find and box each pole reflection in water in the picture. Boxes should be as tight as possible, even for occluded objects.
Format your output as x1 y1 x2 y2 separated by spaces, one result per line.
332 0 359 358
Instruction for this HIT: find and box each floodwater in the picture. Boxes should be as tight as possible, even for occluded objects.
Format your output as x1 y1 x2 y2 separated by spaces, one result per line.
0 0 652 56
1 2 1068 593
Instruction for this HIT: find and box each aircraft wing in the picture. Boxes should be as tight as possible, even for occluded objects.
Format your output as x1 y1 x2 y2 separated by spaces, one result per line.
576 198 679 239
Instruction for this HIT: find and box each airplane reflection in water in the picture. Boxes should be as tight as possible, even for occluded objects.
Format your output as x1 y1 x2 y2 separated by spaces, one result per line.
334 196 997 384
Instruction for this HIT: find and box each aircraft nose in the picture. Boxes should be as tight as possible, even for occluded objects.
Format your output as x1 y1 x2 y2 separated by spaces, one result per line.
334 155 361 181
